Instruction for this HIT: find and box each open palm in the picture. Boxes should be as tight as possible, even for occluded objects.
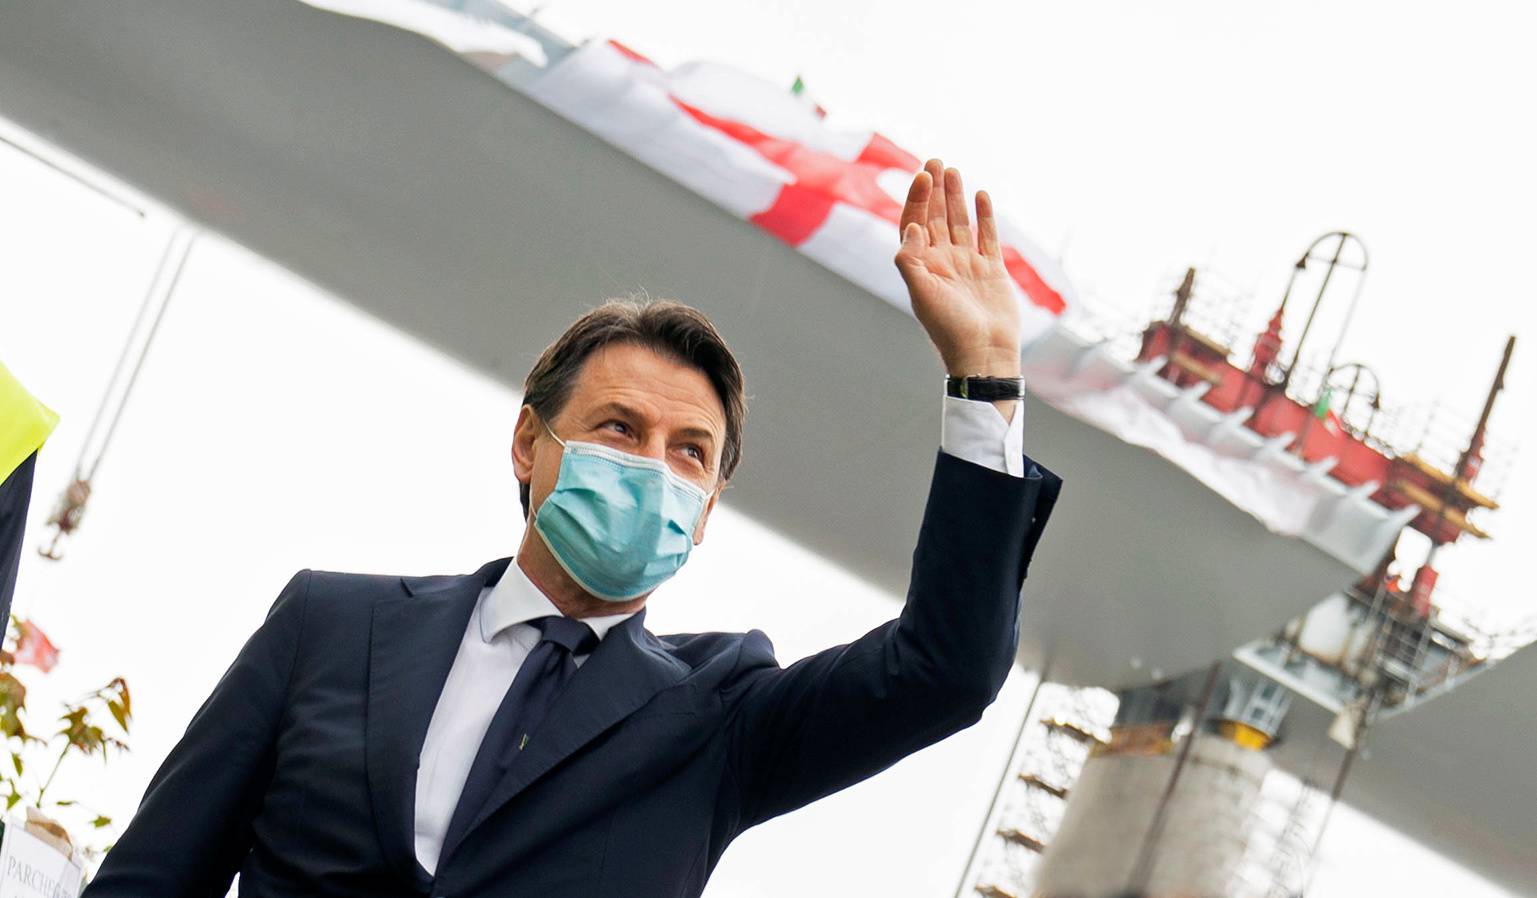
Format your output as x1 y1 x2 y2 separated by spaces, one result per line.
893 159 1021 377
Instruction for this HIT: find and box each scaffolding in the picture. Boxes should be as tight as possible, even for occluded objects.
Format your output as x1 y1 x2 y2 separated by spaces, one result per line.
958 680 1119 898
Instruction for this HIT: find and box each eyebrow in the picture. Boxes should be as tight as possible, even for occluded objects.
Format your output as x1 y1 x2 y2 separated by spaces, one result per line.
589 401 719 449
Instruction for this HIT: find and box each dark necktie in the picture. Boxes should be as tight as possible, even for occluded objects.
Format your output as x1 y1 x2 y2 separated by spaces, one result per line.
440 615 599 857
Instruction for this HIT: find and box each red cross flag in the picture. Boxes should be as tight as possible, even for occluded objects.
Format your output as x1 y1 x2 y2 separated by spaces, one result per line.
525 40 1074 347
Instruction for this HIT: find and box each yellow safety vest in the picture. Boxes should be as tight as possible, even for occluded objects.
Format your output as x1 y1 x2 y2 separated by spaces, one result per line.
0 360 59 482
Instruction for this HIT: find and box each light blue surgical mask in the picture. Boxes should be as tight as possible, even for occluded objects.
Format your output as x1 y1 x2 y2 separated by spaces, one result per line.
532 418 711 602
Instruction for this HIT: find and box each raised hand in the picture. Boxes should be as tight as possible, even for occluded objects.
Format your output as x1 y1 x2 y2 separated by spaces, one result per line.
893 159 1021 379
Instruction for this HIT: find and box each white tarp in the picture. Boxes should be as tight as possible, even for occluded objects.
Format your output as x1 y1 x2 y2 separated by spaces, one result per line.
1021 324 1417 573
301 0 547 67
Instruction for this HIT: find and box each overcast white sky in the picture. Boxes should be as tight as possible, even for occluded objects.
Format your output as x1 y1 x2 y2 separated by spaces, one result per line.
2 1 1533 895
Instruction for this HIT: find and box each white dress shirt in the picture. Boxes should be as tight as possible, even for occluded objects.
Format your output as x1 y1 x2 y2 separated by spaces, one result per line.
413 394 1023 873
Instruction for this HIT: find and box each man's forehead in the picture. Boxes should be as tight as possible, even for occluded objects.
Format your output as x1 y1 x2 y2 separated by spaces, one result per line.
568 344 726 431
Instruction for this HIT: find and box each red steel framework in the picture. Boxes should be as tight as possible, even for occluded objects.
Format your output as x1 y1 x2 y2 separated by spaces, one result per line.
1134 233 1515 618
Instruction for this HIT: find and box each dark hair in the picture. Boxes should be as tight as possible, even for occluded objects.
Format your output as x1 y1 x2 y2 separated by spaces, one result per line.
519 299 746 518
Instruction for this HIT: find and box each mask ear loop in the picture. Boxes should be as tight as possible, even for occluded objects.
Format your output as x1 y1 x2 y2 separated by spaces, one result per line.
527 413 566 533
536 412 568 449
528 413 565 542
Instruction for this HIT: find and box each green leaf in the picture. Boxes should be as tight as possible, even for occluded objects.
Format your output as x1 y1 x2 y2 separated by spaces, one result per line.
107 701 128 733
90 815 111 828
0 671 29 738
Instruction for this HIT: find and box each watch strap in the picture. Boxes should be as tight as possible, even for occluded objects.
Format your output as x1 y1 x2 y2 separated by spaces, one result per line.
945 375 1025 401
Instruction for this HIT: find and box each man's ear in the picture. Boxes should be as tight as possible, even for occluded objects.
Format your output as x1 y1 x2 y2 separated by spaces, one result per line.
512 405 541 489
692 483 723 546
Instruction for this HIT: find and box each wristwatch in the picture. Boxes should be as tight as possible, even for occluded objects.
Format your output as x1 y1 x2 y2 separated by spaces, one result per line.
945 375 1025 401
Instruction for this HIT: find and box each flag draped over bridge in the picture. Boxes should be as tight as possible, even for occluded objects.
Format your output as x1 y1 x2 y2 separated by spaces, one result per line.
524 40 1074 346
297 1 1075 344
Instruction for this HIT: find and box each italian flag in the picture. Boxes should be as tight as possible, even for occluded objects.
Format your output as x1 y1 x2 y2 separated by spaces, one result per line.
1313 387 1344 435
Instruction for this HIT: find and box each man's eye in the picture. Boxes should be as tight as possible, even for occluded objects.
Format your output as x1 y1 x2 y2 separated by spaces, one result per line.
603 420 631 435
683 445 704 461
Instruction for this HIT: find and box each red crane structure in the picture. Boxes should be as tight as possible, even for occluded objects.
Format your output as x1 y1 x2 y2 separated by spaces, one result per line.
1139 236 1512 621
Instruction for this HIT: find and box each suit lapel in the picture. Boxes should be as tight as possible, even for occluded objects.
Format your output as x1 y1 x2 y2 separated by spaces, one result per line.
366 556 512 884
449 607 687 856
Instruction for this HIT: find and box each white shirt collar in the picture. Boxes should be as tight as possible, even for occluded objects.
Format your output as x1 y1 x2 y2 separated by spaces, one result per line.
477 559 636 645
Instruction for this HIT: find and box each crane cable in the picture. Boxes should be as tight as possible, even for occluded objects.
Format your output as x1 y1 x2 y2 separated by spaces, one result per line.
38 227 196 559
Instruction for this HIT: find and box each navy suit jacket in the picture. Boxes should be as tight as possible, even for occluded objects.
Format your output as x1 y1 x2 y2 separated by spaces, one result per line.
85 450 1060 898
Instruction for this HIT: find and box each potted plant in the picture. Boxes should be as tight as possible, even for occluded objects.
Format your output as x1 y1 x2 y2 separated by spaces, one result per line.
0 615 131 877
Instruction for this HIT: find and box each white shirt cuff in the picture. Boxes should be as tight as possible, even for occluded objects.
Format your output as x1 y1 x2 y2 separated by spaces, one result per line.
940 394 1025 477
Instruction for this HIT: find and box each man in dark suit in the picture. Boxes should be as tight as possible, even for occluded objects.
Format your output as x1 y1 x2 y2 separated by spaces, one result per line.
85 160 1062 897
